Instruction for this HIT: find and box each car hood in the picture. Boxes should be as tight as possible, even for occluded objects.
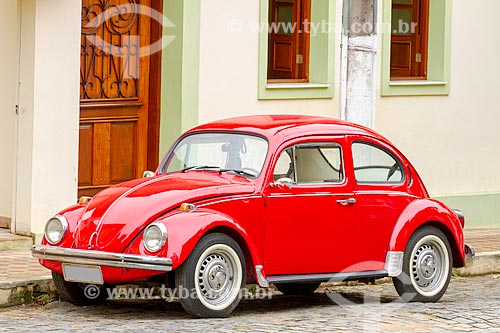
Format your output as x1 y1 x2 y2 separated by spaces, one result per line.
74 172 255 252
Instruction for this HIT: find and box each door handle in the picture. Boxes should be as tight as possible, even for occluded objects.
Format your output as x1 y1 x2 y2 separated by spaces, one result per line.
336 198 356 205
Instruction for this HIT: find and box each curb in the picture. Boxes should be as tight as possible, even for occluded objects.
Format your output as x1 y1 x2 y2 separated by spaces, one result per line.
0 277 55 308
453 251 500 276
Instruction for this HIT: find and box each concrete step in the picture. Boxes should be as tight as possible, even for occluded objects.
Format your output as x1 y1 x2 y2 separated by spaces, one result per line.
0 229 33 251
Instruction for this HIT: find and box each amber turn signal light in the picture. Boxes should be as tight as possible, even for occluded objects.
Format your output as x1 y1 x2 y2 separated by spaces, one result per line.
78 196 92 205
179 203 196 212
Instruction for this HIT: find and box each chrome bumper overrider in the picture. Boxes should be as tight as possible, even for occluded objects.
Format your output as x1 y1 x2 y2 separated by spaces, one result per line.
32 245 172 272
465 243 475 262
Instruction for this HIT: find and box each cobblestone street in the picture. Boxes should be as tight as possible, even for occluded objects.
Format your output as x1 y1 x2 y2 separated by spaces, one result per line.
0 275 499 332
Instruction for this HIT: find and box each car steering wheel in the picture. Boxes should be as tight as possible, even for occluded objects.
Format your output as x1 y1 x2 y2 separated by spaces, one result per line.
387 163 400 181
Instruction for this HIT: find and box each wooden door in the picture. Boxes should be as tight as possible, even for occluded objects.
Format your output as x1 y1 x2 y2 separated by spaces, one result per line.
79 0 162 197
268 0 310 81
390 0 429 79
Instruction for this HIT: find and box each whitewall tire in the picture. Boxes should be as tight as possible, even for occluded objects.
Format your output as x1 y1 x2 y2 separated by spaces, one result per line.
175 233 246 318
393 226 452 302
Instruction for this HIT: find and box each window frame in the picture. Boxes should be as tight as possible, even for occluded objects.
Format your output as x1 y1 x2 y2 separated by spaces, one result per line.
381 0 452 96
351 140 406 185
267 0 311 82
258 0 336 100
390 0 430 80
273 142 346 185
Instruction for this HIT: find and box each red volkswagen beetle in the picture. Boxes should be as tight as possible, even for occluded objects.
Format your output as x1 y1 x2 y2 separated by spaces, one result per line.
33 115 472 317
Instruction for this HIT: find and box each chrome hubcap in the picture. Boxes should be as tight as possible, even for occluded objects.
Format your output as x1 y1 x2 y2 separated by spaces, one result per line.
198 253 235 304
411 239 445 293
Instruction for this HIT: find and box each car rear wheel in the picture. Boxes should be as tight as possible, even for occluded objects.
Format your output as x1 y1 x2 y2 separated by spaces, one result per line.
175 233 246 318
275 282 320 296
393 226 452 302
52 271 110 305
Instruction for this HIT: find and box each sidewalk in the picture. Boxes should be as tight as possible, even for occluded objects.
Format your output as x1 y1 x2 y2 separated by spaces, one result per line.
0 251 54 307
0 228 499 307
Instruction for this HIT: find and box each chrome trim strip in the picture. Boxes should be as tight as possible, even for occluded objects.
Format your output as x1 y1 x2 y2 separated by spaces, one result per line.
268 193 353 199
355 190 419 199
255 265 269 288
384 251 404 277
197 196 262 208
32 245 172 272
267 270 388 284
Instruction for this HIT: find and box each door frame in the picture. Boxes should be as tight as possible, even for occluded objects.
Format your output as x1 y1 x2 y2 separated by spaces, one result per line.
146 0 163 171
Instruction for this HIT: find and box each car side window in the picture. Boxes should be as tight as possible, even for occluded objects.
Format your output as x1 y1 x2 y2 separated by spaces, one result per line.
273 148 295 181
273 144 344 184
295 145 343 183
352 142 404 183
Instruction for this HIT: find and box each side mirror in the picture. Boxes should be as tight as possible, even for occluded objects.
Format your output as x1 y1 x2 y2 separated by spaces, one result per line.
143 170 155 178
271 177 294 189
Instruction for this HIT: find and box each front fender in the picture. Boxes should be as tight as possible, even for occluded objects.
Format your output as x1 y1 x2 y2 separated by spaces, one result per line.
40 204 85 248
388 199 465 267
127 208 262 272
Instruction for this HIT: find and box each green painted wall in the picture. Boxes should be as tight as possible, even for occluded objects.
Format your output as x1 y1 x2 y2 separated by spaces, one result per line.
434 193 500 229
160 0 201 157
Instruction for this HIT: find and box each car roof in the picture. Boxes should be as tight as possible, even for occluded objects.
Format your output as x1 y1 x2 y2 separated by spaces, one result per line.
189 115 383 140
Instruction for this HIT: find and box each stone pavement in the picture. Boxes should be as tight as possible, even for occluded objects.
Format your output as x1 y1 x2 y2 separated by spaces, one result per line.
0 228 499 308
0 275 499 332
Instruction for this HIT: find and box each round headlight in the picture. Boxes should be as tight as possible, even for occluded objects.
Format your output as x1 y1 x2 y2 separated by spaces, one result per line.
44 215 68 245
143 223 167 252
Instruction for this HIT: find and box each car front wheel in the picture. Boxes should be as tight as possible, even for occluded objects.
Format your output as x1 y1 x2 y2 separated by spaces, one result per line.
52 271 110 305
393 226 452 302
175 233 246 318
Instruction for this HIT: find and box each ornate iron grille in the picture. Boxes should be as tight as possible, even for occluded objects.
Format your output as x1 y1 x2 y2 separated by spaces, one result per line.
80 0 140 100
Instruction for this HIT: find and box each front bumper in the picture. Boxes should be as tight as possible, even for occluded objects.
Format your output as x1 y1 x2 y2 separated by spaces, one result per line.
32 245 172 272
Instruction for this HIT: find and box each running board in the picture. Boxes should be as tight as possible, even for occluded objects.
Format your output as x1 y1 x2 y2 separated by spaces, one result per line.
266 270 388 284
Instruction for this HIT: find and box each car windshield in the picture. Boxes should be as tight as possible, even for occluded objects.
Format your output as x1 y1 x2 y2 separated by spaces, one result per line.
159 133 269 178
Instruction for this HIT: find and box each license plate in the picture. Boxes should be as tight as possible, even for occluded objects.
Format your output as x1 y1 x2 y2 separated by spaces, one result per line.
62 264 104 285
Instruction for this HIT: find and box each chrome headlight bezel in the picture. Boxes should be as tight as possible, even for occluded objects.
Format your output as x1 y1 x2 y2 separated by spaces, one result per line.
44 215 68 245
143 222 168 253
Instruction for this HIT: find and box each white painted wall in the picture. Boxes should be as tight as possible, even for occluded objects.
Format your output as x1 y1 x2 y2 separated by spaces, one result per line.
375 0 500 196
199 0 500 198
198 0 343 124
15 0 82 236
0 1 19 221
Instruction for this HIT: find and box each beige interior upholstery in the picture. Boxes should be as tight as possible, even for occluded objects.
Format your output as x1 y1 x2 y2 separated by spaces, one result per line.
295 148 340 183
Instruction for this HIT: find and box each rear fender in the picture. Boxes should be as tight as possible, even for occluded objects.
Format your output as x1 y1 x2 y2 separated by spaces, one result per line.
388 199 465 267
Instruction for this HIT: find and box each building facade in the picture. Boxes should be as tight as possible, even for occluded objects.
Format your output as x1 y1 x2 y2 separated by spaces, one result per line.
0 0 499 239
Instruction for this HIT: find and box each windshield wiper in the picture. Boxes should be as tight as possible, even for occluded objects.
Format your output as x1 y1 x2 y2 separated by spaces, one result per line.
218 168 256 178
181 166 256 178
181 165 220 172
